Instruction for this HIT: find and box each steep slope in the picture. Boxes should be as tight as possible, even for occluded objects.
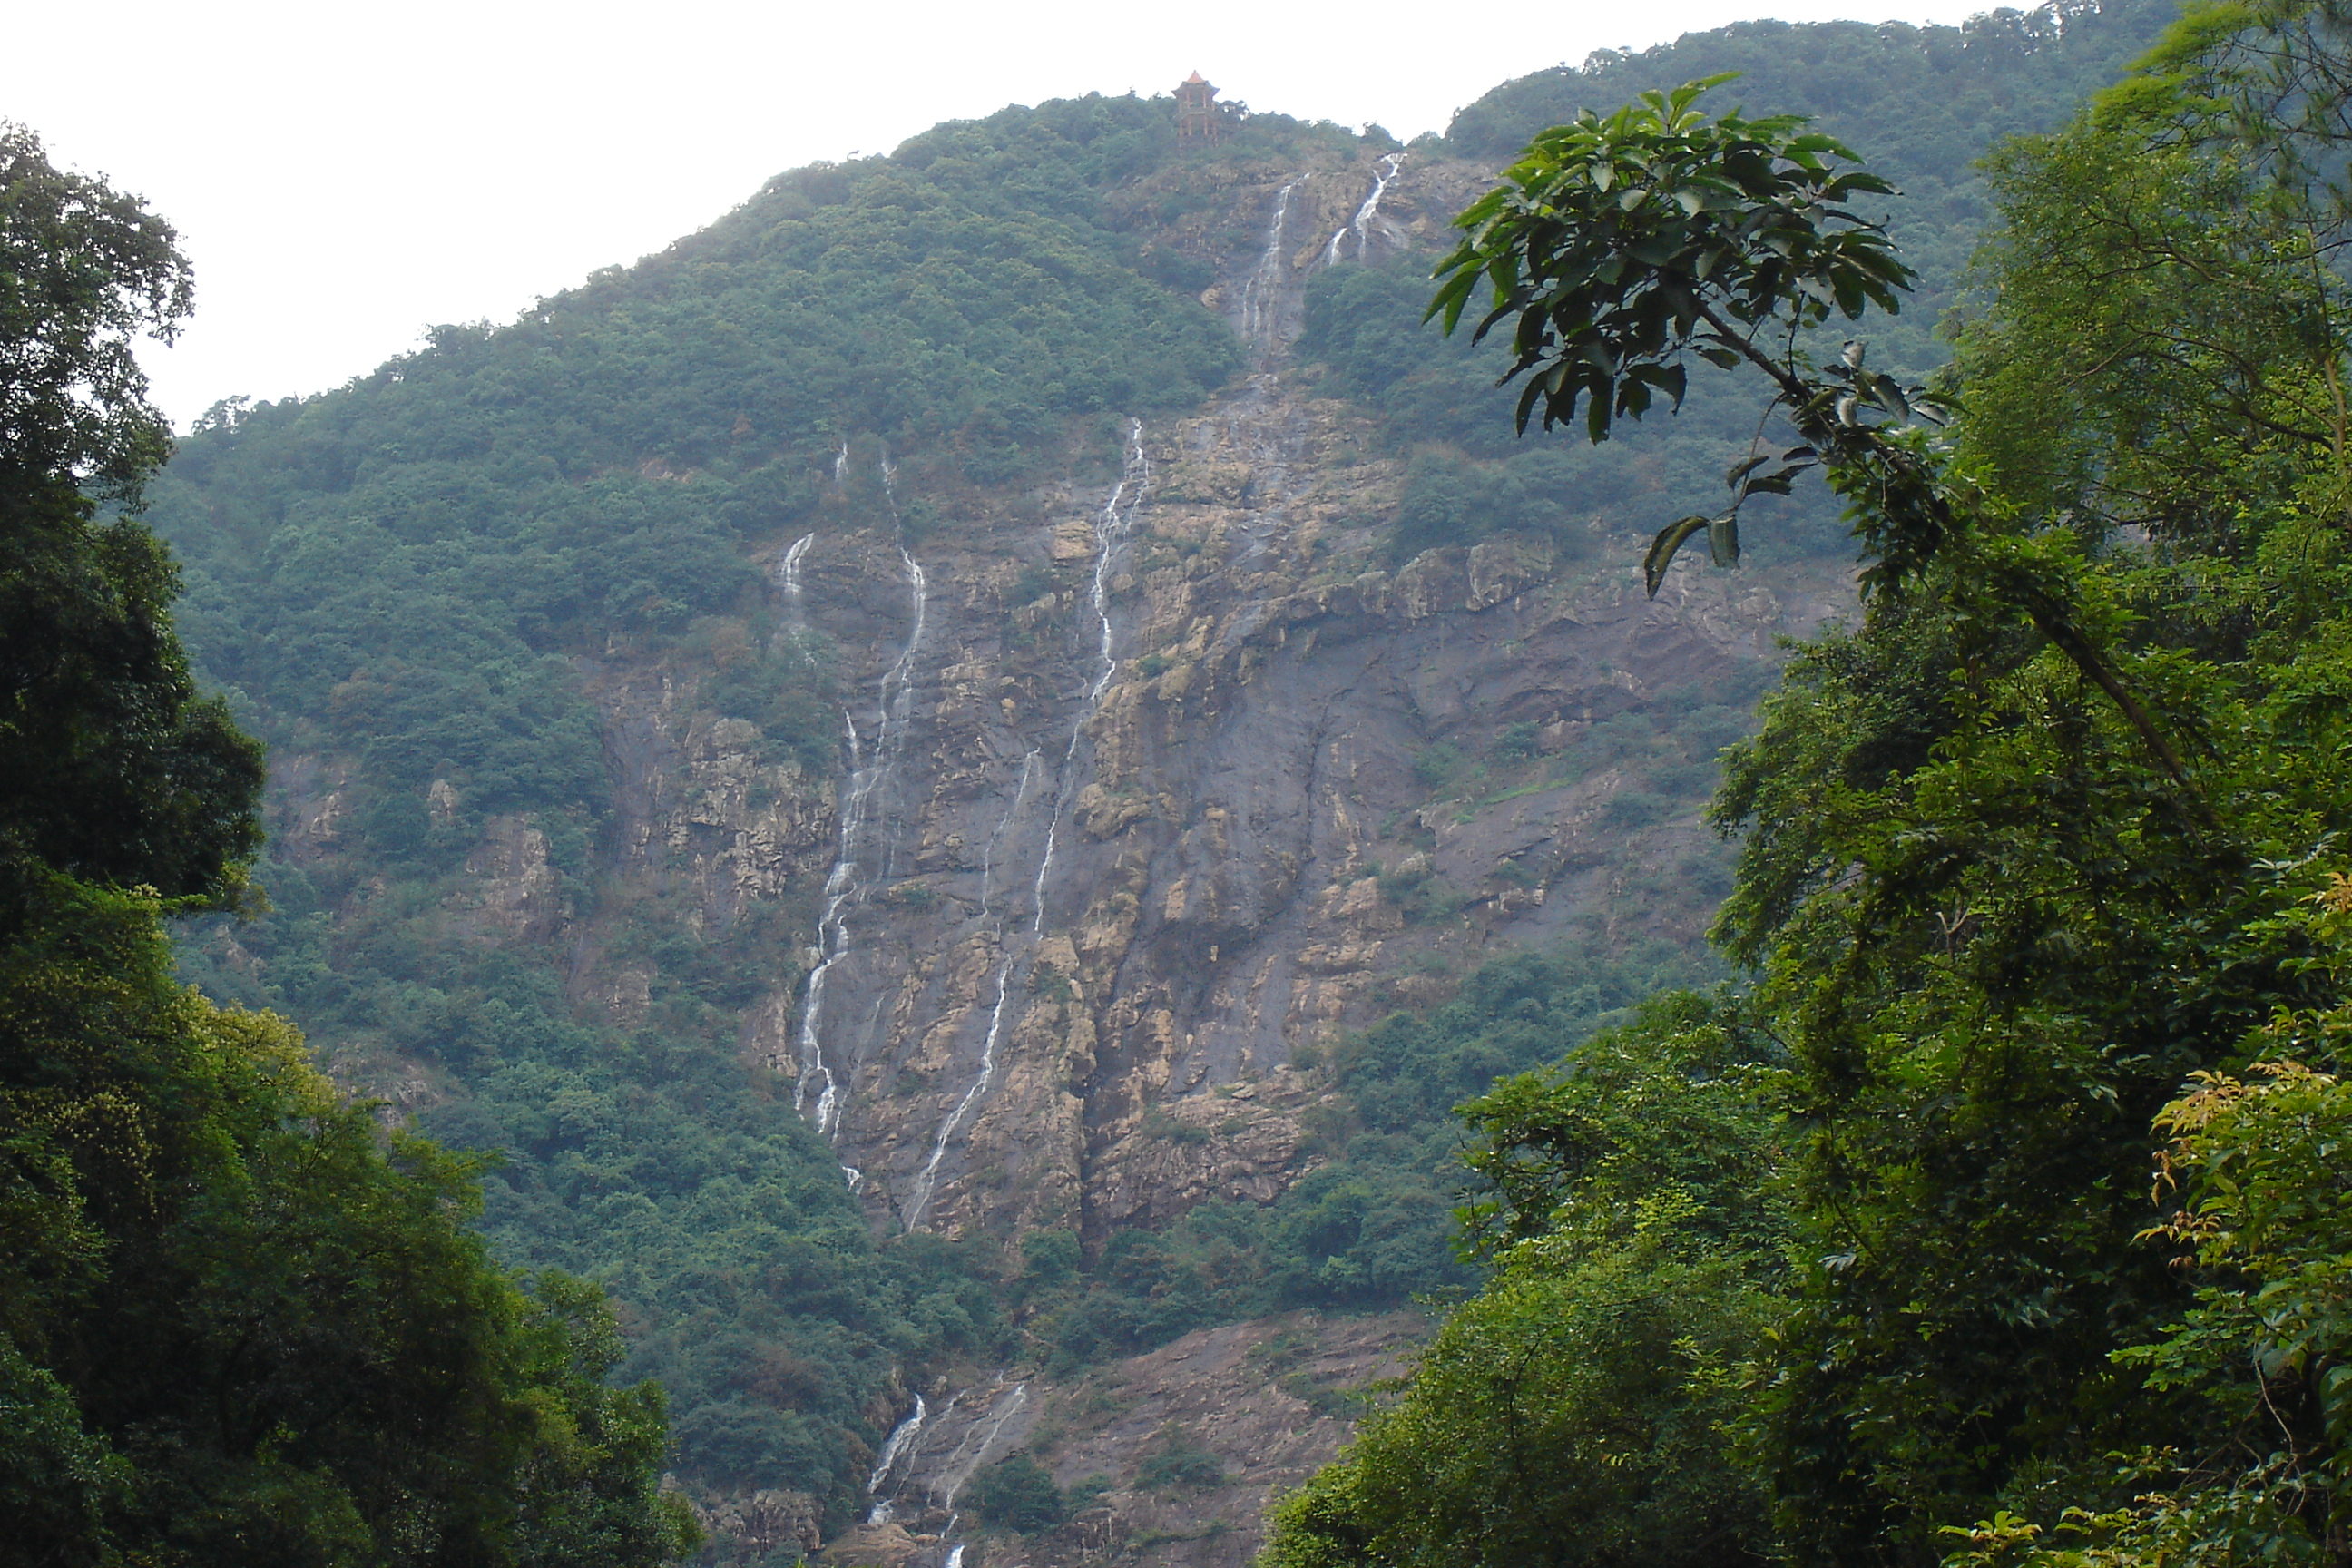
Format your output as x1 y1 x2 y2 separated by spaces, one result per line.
143 9 2169 1561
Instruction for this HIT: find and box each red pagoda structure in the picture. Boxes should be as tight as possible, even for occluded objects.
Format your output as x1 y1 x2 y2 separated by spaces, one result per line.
1175 72 1221 141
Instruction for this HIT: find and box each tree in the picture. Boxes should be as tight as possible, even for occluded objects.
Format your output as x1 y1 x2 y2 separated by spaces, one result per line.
0 125 696 1567
0 125 262 916
1425 77 2206 809
1259 998 1789 1568
1278 19 2352 1564
0 122 191 502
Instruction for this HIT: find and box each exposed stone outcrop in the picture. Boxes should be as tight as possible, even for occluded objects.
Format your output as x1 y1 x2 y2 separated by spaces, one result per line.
858 1309 1420 1568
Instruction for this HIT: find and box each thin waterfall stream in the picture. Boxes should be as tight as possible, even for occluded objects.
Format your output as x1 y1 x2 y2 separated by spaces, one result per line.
792 447 929 1139
903 750 1042 1229
863 1393 929 1524
903 424 1149 1229
1349 152 1405 260
1031 419 1151 935
1240 176 1303 350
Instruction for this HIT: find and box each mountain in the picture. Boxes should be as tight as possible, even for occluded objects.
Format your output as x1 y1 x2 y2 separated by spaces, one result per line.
140 5 2179 1561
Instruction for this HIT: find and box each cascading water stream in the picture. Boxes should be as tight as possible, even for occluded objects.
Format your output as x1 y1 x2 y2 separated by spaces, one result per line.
903 751 1042 1229
779 532 814 613
1031 420 1151 936
1349 152 1406 260
793 713 865 1129
933 1382 1030 1510
901 426 1147 1229
863 1394 929 1524
777 532 817 659
1240 176 1303 349
792 448 929 1138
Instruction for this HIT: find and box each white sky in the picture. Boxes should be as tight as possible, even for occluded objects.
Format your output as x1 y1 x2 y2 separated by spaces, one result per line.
7 0 1986 428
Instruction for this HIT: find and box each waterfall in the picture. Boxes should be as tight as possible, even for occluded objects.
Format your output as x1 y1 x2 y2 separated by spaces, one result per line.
979 751 1044 917
944 1549 965 1568
903 751 1041 1230
902 423 1145 1229
933 1382 1030 1510
1032 419 1151 936
874 460 928 885
1349 152 1406 260
866 1394 929 1518
779 532 814 613
904 948 1016 1230
793 710 865 1129
1240 176 1303 349
778 532 817 660
792 448 929 1137
1322 225 1349 267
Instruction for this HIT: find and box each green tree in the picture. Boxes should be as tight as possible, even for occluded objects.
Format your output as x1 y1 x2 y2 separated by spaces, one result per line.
0 125 694 1567
0 122 190 501
1260 998 1789 1568
968 1453 1070 1532
0 128 262 916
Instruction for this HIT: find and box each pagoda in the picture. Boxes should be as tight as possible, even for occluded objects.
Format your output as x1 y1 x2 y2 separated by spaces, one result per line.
1175 72 1221 141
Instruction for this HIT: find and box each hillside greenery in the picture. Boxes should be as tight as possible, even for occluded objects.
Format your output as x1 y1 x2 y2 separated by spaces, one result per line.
135 89 1431 1530
1265 2 2352 1564
1300 0 2180 570
0 123 691 1568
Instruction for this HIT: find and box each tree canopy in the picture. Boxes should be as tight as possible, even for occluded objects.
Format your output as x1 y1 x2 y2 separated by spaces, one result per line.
1263 3 2352 1564
0 124 692 1568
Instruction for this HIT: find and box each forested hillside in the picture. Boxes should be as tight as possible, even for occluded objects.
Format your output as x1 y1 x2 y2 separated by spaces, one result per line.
9 2 2290 1563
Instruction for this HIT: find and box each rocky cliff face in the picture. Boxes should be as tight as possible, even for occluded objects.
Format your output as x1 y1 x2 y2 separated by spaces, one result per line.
692 147 1841 1253
262 147 1843 1565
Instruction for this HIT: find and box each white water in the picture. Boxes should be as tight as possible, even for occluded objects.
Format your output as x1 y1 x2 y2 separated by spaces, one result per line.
792 449 929 1137
1240 177 1303 348
779 532 814 612
978 751 1043 917
934 1382 1030 1509
943 1549 965 1568
1031 419 1151 936
1348 152 1406 260
903 751 1042 1230
1322 224 1350 267
793 710 865 1128
866 1393 929 1514
777 532 817 661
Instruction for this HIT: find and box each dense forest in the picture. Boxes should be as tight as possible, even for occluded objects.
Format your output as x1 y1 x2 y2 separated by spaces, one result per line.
0 124 693 1565
1265 0 2352 1563
14 0 2352 1562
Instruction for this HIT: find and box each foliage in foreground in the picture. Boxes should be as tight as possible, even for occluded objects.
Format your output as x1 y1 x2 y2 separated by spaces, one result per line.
1262 2 2352 1563
1261 995 1788 1568
0 124 691 1566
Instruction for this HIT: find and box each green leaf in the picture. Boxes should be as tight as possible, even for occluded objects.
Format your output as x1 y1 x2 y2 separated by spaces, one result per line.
1643 515 1713 597
1708 514 1741 568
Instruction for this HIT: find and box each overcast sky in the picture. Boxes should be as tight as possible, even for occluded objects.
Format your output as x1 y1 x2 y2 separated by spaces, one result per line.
8 0 1987 427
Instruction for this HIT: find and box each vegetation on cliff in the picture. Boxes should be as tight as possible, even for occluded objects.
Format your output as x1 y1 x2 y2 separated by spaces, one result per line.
1264 2 2352 1563
1298 0 2178 572
0 123 691 1568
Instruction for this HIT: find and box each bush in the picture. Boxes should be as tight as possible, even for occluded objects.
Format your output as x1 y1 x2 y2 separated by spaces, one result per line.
968 1453 1069 1531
